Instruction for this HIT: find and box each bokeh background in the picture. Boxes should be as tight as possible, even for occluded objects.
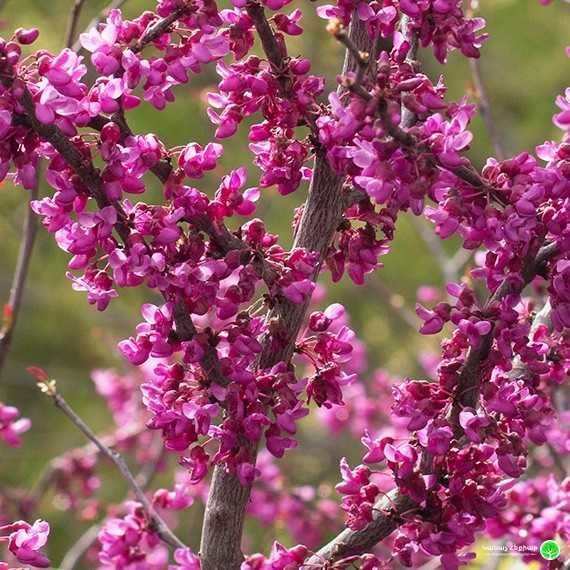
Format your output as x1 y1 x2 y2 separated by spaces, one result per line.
0 0 569 568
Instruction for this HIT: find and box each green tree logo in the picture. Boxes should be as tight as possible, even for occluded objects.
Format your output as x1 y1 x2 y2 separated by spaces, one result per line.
540 540 561 561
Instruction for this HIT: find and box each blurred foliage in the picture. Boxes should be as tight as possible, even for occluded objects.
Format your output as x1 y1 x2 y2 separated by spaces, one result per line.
0 0 568 567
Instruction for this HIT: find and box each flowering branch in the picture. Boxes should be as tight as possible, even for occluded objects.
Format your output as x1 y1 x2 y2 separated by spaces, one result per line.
0 170 39 378
509 299 568 479
133 3 191 52
12 86 132 243
1 1 568 568
32 372 186 551
449 241 558 434
303 242 559 567
246 2 287 81
198 16 377 570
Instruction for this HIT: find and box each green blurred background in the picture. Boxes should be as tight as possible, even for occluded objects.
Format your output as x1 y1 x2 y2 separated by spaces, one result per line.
0 0 569 567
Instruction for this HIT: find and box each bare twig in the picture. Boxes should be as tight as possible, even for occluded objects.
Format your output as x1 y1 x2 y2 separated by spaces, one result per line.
28 422 145 508
368 279 418 332
59 444 165 570
449 246 473 274
65 0 87 49
35 378 186 551
60 525 101 570
469 58 505 160
410 217 459 285
0 169 39 379
546 441 568 479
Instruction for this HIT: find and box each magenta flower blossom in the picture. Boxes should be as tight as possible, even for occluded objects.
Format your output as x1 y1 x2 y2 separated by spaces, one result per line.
179 142 224 179
459 409 490 443
0 403 31 447
170 547 201 569
1 519 50 568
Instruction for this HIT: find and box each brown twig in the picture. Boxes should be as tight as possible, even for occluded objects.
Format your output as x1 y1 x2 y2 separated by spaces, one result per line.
65 0 88 49
132 4 190 53
410 216 460 285
27 422 145 508
60 525 101 570
245 0 319 131
246 1 287 78
36 379 186 551
367 279 418 333
59 444 165 570
0 169 39 379
469 58 505 160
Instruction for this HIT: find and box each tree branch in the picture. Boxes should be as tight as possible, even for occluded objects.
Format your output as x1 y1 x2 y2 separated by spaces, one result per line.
59 443 165 570
469 58 505 160
35 378 186 551
367 279 418 333
410 217 460 285
60 525 101 570
12 86 131 244
198 15 377 570
132 4 190 54
302 242 559 568
0 169 39 379
27 422 145 509
449 242 558 434
509 299 568 479
65 0 87 49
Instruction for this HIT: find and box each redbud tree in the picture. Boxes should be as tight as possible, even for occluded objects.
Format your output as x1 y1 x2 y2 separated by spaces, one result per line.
0 0 569 568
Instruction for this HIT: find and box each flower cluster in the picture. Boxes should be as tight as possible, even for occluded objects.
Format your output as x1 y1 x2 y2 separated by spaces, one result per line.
0 519 50 568
97 502 167 569
0 402 30 447
317 0 487 63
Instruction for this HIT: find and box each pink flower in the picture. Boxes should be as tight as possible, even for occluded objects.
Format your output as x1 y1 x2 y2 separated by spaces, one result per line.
179 142 224 179
170 547 201 569
2 519 50 568
459 409 490 443
0 403 31 447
